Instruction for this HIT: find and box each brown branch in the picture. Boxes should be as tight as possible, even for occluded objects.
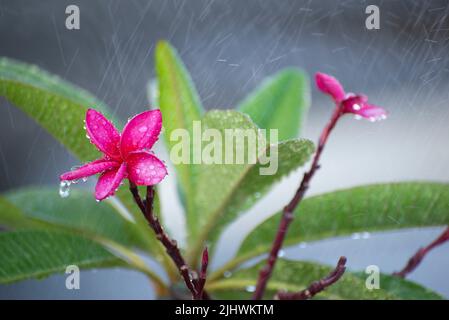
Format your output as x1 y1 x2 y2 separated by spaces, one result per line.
275 257 347 300
196 247 209 299
129 182 200 299
252 106 343 300
393 226 449 278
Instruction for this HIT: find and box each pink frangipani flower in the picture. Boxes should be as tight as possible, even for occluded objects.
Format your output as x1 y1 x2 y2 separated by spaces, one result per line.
60 109 167 201
315 72 387 121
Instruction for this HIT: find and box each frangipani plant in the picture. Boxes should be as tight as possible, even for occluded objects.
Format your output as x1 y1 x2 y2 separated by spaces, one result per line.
0 41 448 299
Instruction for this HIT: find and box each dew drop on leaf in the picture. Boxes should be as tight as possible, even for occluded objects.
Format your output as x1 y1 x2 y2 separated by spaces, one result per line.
245 285 256 293
59 180 71 198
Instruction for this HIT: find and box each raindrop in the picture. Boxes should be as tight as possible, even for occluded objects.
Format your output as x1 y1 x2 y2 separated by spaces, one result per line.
299 242 307 249
59 180 71 198
223 271 232 278
82 177 88 182
353 104 361 111
278 250 285 257
354 115 363 120
245 285 256 293
138 126 148 133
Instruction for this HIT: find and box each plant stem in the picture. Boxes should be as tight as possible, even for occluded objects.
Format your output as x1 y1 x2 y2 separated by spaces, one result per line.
275 257 347 300
393 226 449 278
252 106 343 300
196 247 209 299
129 182 199 299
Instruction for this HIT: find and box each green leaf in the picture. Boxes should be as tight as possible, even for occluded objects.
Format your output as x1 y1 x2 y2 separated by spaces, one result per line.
354 272 443 300
239 68 310 141
0 189 167 288
0 57 111 162
0 188 154 253
0 58 164 262
211 182 449 280
0 230 124 284
187 110 314 265
155 40 204 223
207 259 442 300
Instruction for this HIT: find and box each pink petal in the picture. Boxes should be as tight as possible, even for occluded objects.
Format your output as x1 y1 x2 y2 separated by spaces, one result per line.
357 103 388 121
126 151 167 186
95 163 127 201
120 110 162 158
315 72 346 102
341 95 367 113
60 159 119 181
86 109 121 160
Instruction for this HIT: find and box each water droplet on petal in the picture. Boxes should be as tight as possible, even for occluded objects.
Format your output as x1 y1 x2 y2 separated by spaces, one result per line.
59 180 71 198
138 126 148 133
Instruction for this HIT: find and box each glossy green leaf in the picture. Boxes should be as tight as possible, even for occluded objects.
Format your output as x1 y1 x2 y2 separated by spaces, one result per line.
238 68 310 141
212 182 449 280
0 188 154 252
155 40 204 225
0 58 164 261
354 272 443 300
0 230 124 284
207 259 442 300
0 57 111 162
0 189 167 287
187 110 314 265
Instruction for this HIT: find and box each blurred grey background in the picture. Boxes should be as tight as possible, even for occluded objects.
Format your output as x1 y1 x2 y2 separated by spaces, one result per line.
1 0 449 299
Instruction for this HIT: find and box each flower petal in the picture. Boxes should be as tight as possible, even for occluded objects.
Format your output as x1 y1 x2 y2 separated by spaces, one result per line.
95 163 127 201
341 95 367 113
60 159 119 181
86 109 121 159
357 103 388 121
126 151 167 186
315 72 346 102
120 110 162 158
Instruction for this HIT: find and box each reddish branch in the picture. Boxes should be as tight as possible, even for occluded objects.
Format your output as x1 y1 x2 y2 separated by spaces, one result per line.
196 247 209 299
275 257 347 300
252 106 343 300
129 182 202 299
393 226 449 278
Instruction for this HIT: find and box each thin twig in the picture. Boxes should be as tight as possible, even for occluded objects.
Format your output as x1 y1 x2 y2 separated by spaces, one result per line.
393 226 449 278
196 247 209 299
275 257 347 300
129 182 199 299
252 106 343 300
